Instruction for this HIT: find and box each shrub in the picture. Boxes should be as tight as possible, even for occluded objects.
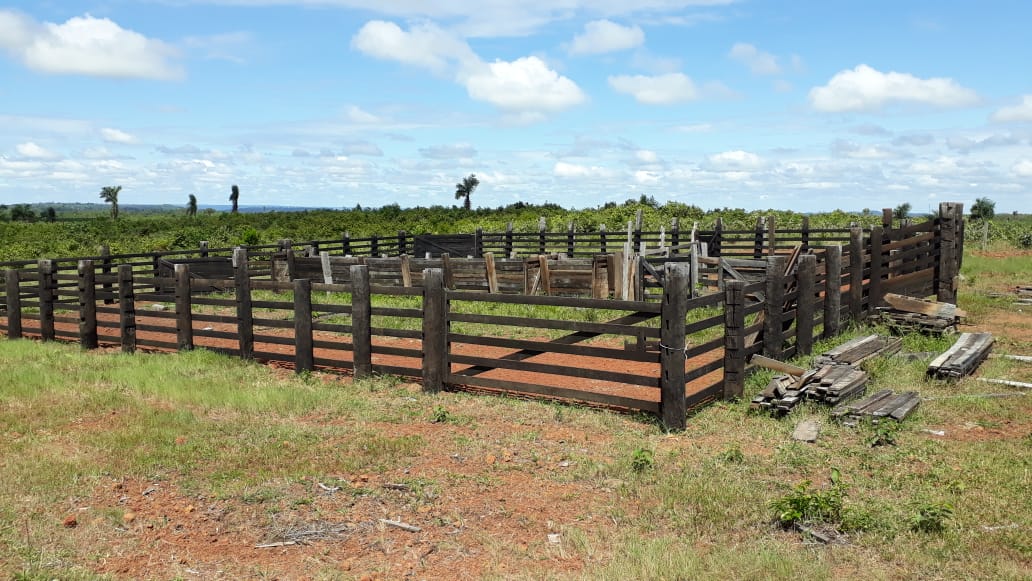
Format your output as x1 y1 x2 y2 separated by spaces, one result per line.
910 502 954 533
631 448 655 473
770 468 846 527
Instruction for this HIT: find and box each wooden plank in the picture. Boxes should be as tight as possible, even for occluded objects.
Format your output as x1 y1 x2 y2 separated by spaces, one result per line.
660 263 690 430
448 311 660 337
824 245 842 338
484 253 498 293
422 268 447 393
399 255 412 288
78 260 98 349
796 254 816 356
38 260 56 341
448 333 659 363
351 264 372 378
538 255 552 295
751 354 805 376
883 293 966 319
448 373 659 413
294 278 314 374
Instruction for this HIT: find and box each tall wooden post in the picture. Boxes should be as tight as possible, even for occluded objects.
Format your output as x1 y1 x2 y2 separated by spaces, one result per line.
753 216 765 258
293 278 314 374
766 215 777 256
762 256 787 359
117 264 136 353
343 231 352 256
712 217 723 257
233 248 254 359
199 241 209 258
882 208 893 229
371 234 379 257
350 264 372 378
659 263 689 431
801 216 811 251
848 227 864 322
823 245 842 339
937 202 962 304
78 260 98 349
670 217 680 254
37 259 56 341
566 222 575 258
99 244 114 304
398 230 408 256
633 210 643 254
869 226 885 311
504 222 514 257
421 268 448 393
538 217 547 255
484 253 498 293
599 224 607 255
5 269 22 338
279 239 295 280
723 280 746 400
796 254 816 356
475 227 484 257
151 254 162 292
174 263 193 351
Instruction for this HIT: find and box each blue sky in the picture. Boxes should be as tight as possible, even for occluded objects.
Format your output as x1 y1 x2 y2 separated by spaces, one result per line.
1 1 1030 212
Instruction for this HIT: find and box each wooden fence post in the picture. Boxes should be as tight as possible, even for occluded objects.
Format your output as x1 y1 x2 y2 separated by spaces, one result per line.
118 264 136 353
504 222 514 257
371 234 380 257
660 262 689 431
753 216 765 258
823 245 842 339
670 217 680 254
723 279 746 400
848 227 863 322
351 264 372 378
174 263 193 351
599 223 607 255
5 269 21 338
937 202 962 304
37 259 56 341
99 244 114 304
398 230 408 256
869 226 885 311
633 210 643 253
801 216 810 251
441 253 454 289
294 278 314 374
538 217 547 255
400 255 412 288
78 260 98 350
199 241 209 258
567 221 575 258
882 208 893 229
343 231 352 256
152 253 162 292
712 217 723 257
233 248 254 359
767 215 777 256
484 253 498 293
763 256 787 359
538 255 552 296
422 268 447 393
475 227 484 257
796 254 816 356
279 239 295 280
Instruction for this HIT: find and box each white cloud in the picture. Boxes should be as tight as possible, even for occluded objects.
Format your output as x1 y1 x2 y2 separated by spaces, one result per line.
569 20 644 55
728 42 780 75
0 10 182 80
672 123 713 133
635 149 659 163
101 127 138 144
991 95 1032 123
419 143 477 159
708 150 764 169
350 20 476 73
464 57 586 113
608 73 698 104
809 64 978 112
1013 160 1032 177
553 161 613 178
345 105 380 124
15 141 60 160
634 170 661 184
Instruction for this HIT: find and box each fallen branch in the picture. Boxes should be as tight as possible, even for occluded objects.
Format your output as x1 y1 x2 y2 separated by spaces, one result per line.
990 354 1032 364
751 354 806 376
317 482 341 492
380 519 421 532
976 377 1032 389
382 483 410 491
923 392 1026 401
255 541 299 548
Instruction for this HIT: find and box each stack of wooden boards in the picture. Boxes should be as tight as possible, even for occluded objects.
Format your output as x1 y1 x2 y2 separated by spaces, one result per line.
749 335 901 416
874 293 965 336
831 389 922 426
927 332 995 379
1015 285 1032 306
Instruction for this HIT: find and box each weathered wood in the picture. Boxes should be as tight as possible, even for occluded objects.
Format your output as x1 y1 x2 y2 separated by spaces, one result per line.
767 215 777 256
882 208 894 229
399 255 412 288
351 264 372 379
721 279 746 399
762 256 787 359
422 268 447 393
538 255 552 296
591 256 606 298
801 216 810 251
883 293 965 318
293 278 314 374
869 226 885 310
440 253 454 289
823 245 842 338
660 263 690 430
484 252 498 293
937 204 961 304
78 260 98 349
848 227 863 321
5 269 22 338
751 354 805 376
174 263 193 351
117 264 136 353
976 377 1032 389
928 332 993 379
796 254 816 355
37 259 56 341
233 248 254 359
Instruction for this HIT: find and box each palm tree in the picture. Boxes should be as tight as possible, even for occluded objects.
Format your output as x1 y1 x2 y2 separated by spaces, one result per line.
99 185 121 220
230 184 240 213
187 194 198 217
454 174 479 211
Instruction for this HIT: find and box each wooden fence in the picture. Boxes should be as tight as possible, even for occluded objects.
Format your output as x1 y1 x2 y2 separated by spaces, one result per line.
0 203 963 430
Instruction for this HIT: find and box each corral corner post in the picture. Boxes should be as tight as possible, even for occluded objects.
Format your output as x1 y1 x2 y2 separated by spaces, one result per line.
174 263 194 351
77 259 98 350
660 262 690 431
722 279 746 400
233 248 254 359
350 264 372 379
293 278 314 374
117 264 136 353
937 202 963 304
37 259 56 341
5 269 22 339
762 256 787 359
421 268 448 393
795 254 816 356
823 245 843 339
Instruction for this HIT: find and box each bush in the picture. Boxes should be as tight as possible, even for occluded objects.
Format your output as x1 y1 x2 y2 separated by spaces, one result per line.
910 502 954 533
770 468 846 527
1019 231 1032 249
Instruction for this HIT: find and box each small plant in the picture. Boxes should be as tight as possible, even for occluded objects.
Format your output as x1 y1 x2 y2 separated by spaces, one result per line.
865 420 902 447
910 502 954 533
430 406 452 424
719 445 745 464
630 448 654 473
769 468 847 527
239 226 260 246
1019 231 1032 249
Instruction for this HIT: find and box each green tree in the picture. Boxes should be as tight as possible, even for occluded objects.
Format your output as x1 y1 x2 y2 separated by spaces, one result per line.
454 174 479 211
44 206 57 222
970 197 995 221
99 185 122 220
10 204 36 222
230 184 240 213
893 202 911 221
187 194 198 217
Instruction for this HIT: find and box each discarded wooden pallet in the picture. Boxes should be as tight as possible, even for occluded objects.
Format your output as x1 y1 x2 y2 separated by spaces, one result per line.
750 364 869 415
927 332 995 379
831 389 921 425
814 335 902 367
883 293 966 319
876 310 957 335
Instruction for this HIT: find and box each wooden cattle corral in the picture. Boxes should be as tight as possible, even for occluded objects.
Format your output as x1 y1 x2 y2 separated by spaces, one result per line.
0 204 965 429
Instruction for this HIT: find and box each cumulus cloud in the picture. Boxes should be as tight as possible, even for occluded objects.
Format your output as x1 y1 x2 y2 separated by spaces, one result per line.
419 143 477 159
809 64 978 112
728 42 780 75
101 127 137 144
708 150 764 169
0 10 182 80
345 105 381 124
351 20 476 73
608 73 699 104
15 141 60 160
464 57 586 112
991 95 1032 123
1013 160 1032 177
569 20 644 55
553 161 613 178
